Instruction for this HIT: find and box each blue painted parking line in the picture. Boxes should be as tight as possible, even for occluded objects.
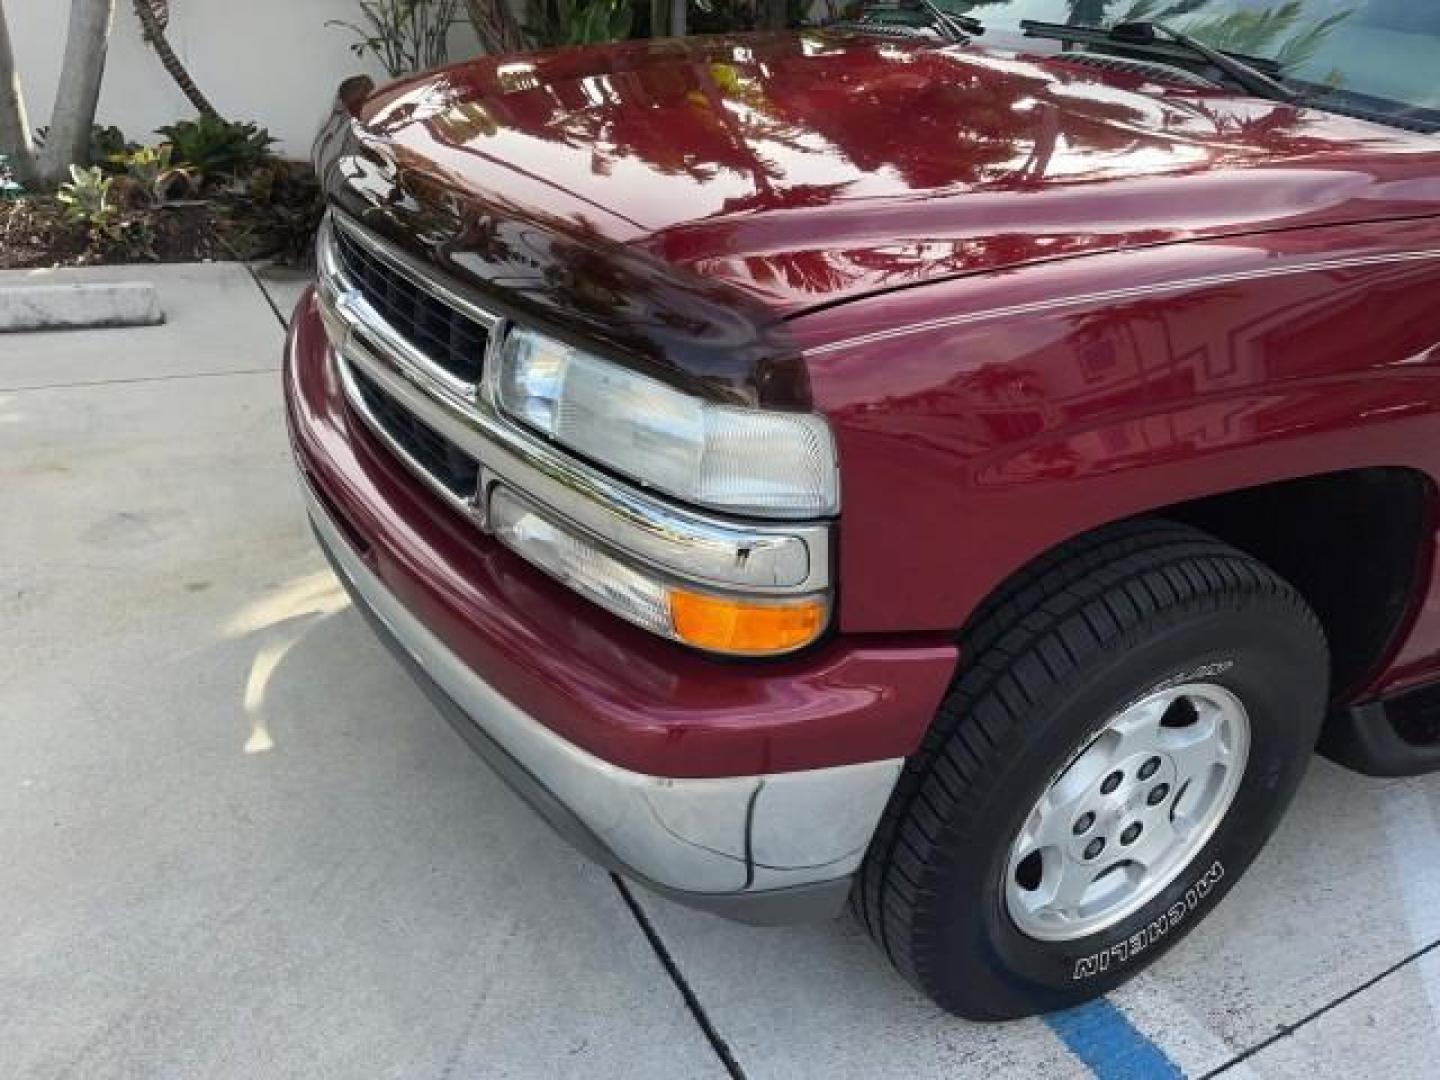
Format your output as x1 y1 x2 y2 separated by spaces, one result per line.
1046 998 1185 1079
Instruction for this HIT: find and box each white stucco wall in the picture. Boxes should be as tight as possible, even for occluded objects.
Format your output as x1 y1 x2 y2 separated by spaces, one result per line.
11 1 484 158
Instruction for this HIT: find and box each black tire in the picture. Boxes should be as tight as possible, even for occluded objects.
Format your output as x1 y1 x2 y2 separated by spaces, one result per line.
855 520 1329 1019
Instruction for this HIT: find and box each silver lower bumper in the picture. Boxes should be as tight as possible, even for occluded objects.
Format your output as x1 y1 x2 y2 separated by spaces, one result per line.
304 482 901 921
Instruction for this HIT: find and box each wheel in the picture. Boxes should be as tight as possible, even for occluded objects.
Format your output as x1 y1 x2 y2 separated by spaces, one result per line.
855 520 1329 1019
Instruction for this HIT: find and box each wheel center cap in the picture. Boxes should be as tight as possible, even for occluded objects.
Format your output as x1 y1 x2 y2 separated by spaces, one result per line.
1113 784 1154 823
1067 753 1176 863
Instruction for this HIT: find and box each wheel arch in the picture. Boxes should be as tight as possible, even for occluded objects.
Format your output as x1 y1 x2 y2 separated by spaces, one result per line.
1160 466 1434 702
947 466 1435 709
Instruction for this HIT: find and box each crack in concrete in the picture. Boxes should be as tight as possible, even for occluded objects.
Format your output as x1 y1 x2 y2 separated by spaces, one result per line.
247 263 292 329
2 367 278 394
1201 936 1440 1078
611 876 749 1080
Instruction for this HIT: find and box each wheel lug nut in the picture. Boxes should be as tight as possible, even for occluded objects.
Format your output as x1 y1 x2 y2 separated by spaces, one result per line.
1147 783 1170 807
1121 822 1143 846
1138 756 1162 781
1084 837 1106 860
1101 771 1124 795
1073 812 1096 836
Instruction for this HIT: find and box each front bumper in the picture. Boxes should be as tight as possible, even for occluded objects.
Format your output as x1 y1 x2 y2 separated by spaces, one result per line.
309 478 890 921
284 289 958 919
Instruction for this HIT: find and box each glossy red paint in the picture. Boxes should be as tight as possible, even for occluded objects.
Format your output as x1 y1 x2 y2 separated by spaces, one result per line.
304 29 1440 768
795 216 1440 679
284 290 958 778
349 32 1440 313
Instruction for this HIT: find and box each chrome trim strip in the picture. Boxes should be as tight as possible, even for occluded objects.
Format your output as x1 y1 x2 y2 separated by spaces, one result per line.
317 213 827 594
304 475 900 893
808 247 1440 356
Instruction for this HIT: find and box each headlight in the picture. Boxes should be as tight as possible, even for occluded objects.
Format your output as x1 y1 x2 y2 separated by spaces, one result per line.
490 487 828 656
496 328 838 519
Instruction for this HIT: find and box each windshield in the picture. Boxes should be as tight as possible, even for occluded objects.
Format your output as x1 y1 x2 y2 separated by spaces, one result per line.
861 1 1440 129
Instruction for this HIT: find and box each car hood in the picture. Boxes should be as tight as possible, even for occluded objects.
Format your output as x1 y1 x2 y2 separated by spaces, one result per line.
340 31 1440 316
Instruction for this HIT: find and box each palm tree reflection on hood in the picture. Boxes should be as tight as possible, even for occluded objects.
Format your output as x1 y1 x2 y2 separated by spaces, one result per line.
356 9 1360 304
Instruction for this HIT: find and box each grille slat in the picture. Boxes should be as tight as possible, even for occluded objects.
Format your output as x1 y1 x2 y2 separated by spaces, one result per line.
335 227 490 387
350 366 481 502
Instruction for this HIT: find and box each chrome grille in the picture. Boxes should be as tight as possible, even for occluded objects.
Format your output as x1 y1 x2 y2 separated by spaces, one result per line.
349 365 481 502
332 223 491 388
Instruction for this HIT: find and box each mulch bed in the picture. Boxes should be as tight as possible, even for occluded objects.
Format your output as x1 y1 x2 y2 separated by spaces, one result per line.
0 194 316 270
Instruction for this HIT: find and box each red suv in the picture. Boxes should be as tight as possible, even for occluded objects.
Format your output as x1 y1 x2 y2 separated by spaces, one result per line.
284 2 1440 1018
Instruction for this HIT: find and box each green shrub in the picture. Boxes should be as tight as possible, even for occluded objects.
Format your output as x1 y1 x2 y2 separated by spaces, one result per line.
157 117 277 177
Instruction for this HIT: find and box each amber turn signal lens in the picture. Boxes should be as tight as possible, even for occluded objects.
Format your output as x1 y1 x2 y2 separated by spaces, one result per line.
670 591 827 656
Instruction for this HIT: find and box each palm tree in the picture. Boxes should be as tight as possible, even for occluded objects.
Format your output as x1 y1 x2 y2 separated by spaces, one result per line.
38 0 116 186
0 0 37 185
132 0 219 118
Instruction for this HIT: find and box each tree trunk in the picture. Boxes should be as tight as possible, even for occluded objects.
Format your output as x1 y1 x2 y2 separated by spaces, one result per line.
38 0 116 186
133 0 219 119
464 0 528 54
0 1 37 187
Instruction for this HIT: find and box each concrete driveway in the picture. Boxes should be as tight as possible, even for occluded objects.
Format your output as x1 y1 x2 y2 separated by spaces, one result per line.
4 263 1440 1079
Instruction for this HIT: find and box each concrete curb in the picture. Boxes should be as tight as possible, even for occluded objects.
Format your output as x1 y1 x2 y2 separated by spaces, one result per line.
0 282 164 332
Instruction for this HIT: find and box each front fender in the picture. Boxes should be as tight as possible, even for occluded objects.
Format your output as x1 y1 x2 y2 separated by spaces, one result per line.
795 218 1440 635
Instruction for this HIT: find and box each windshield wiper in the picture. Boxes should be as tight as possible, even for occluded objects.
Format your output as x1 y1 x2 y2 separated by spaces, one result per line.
834 0 983 43
1020 19 1296 103
919 1 984 41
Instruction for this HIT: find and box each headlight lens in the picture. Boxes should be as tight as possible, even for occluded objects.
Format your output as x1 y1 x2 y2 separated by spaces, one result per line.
497 328 838 518
490 487 828 656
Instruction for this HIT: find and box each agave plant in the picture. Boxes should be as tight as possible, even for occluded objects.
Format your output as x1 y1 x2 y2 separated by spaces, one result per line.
56 164 116 227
